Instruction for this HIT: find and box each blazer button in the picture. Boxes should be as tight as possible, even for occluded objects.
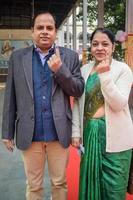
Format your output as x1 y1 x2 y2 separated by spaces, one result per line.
31 116 34 121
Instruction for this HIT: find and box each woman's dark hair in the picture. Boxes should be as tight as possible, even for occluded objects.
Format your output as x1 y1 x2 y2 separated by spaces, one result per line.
31 11 57 29
90 28 115 44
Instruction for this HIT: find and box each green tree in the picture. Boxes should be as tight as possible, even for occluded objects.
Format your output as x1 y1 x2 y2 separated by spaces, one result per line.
77 0 126 60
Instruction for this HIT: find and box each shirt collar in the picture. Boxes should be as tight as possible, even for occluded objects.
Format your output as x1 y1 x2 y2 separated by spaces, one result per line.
34 43 55 57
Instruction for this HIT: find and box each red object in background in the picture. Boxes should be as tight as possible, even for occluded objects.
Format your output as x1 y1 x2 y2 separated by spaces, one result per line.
127 194 133 200
67 146 80 200
70 96 74 108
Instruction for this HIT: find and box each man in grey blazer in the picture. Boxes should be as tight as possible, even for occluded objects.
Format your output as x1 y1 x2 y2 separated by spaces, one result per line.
2 11 84 200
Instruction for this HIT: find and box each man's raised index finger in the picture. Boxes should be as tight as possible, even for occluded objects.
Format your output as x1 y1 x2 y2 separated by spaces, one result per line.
55 47 60 57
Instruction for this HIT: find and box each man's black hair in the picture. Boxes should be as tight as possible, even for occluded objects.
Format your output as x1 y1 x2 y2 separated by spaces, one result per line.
31 11 57 29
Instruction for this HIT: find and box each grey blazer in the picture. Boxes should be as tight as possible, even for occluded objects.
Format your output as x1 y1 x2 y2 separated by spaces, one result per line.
2 45 84 150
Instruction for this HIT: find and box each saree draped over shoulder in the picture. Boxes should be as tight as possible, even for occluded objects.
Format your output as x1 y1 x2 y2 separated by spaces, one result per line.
79 72 132 200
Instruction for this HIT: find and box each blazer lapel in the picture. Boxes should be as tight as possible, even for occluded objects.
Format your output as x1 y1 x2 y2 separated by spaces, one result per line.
23 46 34 98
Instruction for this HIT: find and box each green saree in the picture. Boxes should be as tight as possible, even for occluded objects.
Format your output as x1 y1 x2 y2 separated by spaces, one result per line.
127 151 133 194
79 73 132 200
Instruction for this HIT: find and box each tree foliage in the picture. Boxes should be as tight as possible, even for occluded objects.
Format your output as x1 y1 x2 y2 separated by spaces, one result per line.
77 0 126 60
104 0 126 32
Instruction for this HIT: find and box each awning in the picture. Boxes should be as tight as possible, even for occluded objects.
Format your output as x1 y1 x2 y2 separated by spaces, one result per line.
0 0 79 29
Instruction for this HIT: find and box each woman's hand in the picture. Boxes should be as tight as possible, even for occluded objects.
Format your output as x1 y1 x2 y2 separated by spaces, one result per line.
95 55 111 74
71 137 81 148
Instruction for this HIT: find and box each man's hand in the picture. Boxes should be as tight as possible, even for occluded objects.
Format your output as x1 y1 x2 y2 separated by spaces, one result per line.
2 139 15 152
71 137 81 148
47 47 62 73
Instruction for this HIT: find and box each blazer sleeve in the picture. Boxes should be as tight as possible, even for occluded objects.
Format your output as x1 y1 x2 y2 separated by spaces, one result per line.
53 51 84 97
2 54 17 139
99 64 133 112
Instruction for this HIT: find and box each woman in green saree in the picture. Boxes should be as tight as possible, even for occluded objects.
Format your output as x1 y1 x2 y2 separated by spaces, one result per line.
72 28 133 200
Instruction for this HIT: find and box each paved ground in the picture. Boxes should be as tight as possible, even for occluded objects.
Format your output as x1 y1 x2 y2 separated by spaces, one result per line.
0 88 51 200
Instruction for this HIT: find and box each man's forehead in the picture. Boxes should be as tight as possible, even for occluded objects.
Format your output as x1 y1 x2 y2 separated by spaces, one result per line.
35 14 55 25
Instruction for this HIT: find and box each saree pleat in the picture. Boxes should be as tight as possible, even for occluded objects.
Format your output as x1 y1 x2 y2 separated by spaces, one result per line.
79 118 104 200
